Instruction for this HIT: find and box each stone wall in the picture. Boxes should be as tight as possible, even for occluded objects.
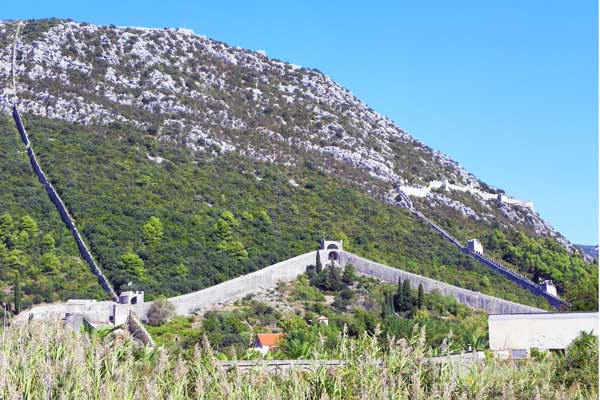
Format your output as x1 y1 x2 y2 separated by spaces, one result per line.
395 189 567 309
152 251 319 317
469 252 566 308
12 105 118 301
145 249 544 317
339 251 543 314
127 313 155 347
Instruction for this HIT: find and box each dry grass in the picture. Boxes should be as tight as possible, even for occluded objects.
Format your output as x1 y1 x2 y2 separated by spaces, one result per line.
0 322 595 399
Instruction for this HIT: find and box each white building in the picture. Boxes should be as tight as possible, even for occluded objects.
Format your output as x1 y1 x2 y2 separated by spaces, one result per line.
488 312 598 358
467 239 484 254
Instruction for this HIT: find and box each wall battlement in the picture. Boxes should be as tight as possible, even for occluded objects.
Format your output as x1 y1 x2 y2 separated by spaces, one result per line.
394 188 568 309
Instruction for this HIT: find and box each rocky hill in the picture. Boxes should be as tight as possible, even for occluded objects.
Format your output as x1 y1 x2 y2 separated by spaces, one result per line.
576 245 598 261
0 19 595 309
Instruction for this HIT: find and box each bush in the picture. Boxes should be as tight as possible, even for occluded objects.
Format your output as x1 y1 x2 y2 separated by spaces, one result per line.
146 299 175 326
556 331 599 392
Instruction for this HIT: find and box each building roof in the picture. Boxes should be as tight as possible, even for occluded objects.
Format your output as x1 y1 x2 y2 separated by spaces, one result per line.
256 333 286 347
316 315 329 321
489 312 598 320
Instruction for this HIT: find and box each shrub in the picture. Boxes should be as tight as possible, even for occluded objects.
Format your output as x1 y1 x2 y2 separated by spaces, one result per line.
146 299 175 326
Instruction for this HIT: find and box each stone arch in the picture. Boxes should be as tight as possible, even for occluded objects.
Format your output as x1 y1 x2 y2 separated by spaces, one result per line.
131 296 138 305
320 240 344 264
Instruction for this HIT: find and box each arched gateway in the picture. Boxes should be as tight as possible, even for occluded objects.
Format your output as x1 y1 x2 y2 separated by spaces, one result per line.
320 240 343 262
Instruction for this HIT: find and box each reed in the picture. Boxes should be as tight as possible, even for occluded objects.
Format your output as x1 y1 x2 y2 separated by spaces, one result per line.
0 322 595 399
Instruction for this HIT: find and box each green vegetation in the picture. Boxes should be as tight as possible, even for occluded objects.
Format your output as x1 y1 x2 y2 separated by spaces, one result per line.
0 114 106 310
1 321 597 399
415 191 598 310
5 114 556 310
147 270 489 358
0 209 105 312
557 331 599 392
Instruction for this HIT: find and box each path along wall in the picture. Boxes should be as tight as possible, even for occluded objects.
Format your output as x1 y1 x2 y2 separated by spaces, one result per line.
12 105 118 301
338 251 543 314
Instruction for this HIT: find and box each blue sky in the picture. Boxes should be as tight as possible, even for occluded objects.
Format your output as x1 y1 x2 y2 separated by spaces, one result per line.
4 1 598 243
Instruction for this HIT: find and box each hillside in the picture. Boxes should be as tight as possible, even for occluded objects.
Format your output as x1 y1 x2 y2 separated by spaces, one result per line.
576 245 598 261
0 19 596 310
147 268 489 356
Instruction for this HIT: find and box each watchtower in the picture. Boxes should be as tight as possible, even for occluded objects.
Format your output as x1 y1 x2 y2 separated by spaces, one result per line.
467 239 484 255
320 240 343 262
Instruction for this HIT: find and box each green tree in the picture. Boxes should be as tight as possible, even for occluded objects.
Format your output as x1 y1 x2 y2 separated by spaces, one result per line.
20 215 39 235
565 275 599 311
394 277 403 312
142 216 164 250
41 232 55 252
315 250 323 273
13 273 21 314
382 290 395 318
0 212 14 241
119 252 145 278
402 279 413 312
213 218 233 241
342 264 357 285
555 331 599 392
417 283 424 309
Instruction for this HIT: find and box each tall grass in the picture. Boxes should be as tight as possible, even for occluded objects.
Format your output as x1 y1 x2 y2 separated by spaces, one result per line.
0 322 595 399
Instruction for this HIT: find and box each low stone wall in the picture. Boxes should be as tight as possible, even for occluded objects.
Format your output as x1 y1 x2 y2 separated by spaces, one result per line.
339 251 543 314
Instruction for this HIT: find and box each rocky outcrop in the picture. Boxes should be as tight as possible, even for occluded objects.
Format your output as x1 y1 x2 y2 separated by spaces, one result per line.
0 19 570 244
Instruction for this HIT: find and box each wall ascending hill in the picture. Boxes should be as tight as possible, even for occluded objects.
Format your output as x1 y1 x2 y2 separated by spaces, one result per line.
145 249 542 317
12 105 118 301
339 252 541 314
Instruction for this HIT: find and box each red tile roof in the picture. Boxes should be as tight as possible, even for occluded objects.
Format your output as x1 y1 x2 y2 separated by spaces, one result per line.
256 333 286 347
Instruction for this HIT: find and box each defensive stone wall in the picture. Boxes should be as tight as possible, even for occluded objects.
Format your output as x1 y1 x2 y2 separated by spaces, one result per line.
12 105 118 301
152 251 319 317
394 189 567 309
469 252 565 308
398 182 533 210
146 249 544 317
338 251 543 314
127 313 155 347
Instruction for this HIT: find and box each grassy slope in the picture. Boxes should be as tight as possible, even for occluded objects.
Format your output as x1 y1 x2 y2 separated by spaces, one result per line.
12 113 550 309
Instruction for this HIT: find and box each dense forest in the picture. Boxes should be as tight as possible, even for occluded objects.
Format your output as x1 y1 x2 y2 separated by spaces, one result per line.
0 113 564 310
